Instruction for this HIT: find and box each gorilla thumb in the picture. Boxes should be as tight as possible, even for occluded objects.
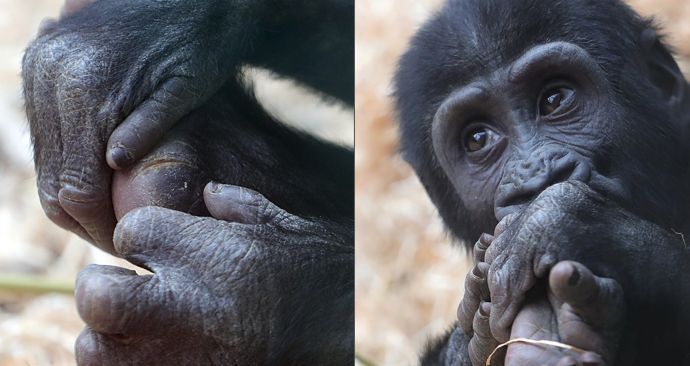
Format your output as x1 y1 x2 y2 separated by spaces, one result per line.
203 182 280 225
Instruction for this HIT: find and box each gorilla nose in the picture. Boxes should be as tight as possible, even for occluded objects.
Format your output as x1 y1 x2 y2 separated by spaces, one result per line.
494 153 592 221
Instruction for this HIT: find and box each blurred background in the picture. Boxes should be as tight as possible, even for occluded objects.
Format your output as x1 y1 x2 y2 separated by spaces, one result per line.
354 0 690 365
0 1 351 365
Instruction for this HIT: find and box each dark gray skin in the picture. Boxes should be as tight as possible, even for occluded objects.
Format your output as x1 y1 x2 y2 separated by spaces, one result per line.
76 87 354 365
77 183 352 365
23 0 353 365
394 0 690 365
23 0 353 253
459 188 626 366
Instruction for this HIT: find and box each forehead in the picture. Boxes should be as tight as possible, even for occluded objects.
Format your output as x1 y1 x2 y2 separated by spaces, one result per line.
422 0 643 84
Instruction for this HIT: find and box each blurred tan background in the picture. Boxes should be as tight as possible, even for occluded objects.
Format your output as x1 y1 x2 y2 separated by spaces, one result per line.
0 1 351 365
354 1 690 365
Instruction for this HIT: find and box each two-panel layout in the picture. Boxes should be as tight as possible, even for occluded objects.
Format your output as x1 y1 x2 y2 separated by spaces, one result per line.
14 0 690 364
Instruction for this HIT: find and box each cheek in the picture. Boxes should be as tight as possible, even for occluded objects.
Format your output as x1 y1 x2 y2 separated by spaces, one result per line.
455 176 499 216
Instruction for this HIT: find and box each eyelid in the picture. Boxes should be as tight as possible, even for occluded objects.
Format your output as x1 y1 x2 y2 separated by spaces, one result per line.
509 42 604 86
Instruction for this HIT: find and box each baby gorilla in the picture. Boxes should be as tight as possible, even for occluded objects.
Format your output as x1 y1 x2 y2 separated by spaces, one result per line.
395 0 690 365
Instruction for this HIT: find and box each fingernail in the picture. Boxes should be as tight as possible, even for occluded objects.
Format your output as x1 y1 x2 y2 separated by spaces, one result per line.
208 181 223 193
108 146 132 169
471 264 484 279
478 233 493 247
479 302 491 317
472 262 489 279
568 265 580 286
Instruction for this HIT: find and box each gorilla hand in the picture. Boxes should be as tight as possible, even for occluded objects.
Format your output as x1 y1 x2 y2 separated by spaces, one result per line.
503 261 623 366
23 0 261 252
484 181 690 359
458 220 622 366
75 183 353 365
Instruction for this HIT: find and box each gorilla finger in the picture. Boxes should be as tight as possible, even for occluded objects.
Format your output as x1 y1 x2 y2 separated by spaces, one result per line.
75 327 103 366
24 45 94 243
76 327 145 366
75 264 168 335
458 262 490 333
549 261 624 326
494 213 517 237
204 182 283 224
113 206 208 264
107 78 203 170
37 181 90 240
488 269 532 343
57 87 117 252
474 233 493 263
58 178 117 254
469 302 499 366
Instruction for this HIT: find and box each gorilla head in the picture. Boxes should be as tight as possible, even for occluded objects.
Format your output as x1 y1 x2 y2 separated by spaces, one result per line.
394 0 690 245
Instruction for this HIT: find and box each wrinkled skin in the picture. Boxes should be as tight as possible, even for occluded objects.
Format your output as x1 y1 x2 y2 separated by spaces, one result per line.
395 1 690 365
74 88 354 364
109 85 353 223
23 0 353 253
76 184 353 365
422 183 690 366
480 183 690 365
460 206 623 366
23 0 354 365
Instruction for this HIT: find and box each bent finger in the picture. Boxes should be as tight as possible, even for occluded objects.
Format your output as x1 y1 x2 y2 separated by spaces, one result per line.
75 265 168 335
204 182 284 224
107 78 204 170
458 262 490 333
549 261 624 326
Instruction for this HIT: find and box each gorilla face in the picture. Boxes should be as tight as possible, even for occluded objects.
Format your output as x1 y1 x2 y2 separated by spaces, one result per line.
431 42 624 222
395 0 690 243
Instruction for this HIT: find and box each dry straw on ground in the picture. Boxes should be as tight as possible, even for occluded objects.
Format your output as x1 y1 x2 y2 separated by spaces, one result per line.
355 1 690 365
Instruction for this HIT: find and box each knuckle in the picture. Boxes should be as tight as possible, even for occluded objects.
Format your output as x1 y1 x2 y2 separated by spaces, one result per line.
58 188 108 218
59 167 106 195
24 36 69 73
74 328 102 366
28 33 111 99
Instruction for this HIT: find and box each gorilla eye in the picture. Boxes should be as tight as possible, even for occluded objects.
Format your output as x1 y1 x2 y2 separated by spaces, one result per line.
539 86 575 116
463 127 496 153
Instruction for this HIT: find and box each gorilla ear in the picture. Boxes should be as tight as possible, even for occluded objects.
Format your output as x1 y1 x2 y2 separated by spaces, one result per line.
641 28 686 107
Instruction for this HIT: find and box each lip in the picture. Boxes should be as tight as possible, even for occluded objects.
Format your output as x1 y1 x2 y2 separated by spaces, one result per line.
493 173 629 222
494 203 528 222
494 177 550 221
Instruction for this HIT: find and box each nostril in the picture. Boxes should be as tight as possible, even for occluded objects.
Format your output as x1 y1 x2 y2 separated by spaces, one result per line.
494 155 592 221
549 157 592 186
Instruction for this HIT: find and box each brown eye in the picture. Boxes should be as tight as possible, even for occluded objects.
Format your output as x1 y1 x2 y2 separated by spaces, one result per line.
464 127 490 152
539 87 575 116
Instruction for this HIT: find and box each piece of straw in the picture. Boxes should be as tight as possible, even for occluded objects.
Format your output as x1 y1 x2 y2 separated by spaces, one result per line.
0 274 74 294
486 338 587 366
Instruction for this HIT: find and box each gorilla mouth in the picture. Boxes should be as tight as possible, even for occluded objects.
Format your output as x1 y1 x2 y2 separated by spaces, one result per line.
494 191 533 221
494 171 630 223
